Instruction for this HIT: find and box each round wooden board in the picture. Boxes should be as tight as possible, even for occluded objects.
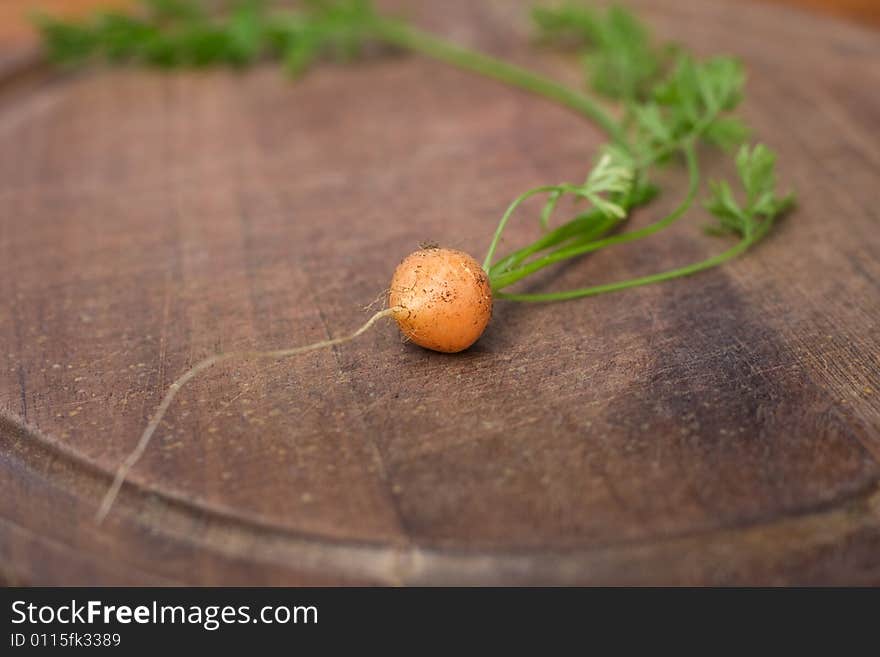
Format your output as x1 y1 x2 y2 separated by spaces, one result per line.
1 0 879 585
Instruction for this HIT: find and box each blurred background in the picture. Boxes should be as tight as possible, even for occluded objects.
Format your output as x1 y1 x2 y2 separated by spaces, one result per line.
0 0 878 47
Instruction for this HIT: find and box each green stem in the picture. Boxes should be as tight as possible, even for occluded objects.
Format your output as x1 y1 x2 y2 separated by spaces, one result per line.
490 142 699 290
481 186 561 271
373 19 627 146
495 233 760 302
489 208 621 276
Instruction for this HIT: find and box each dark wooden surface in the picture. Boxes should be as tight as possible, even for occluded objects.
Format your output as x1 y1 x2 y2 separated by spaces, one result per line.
1 0 879 585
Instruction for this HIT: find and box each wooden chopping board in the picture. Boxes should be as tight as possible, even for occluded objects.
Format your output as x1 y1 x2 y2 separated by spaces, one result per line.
1 0 879 585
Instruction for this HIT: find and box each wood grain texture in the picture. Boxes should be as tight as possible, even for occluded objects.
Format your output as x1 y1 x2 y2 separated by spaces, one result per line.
0 0 879 585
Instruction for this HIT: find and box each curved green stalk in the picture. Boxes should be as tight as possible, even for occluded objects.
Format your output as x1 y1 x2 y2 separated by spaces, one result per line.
372 19 627 147
495 229 763 303
482 185 570 271
489 208 622 276
490 143 699 290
